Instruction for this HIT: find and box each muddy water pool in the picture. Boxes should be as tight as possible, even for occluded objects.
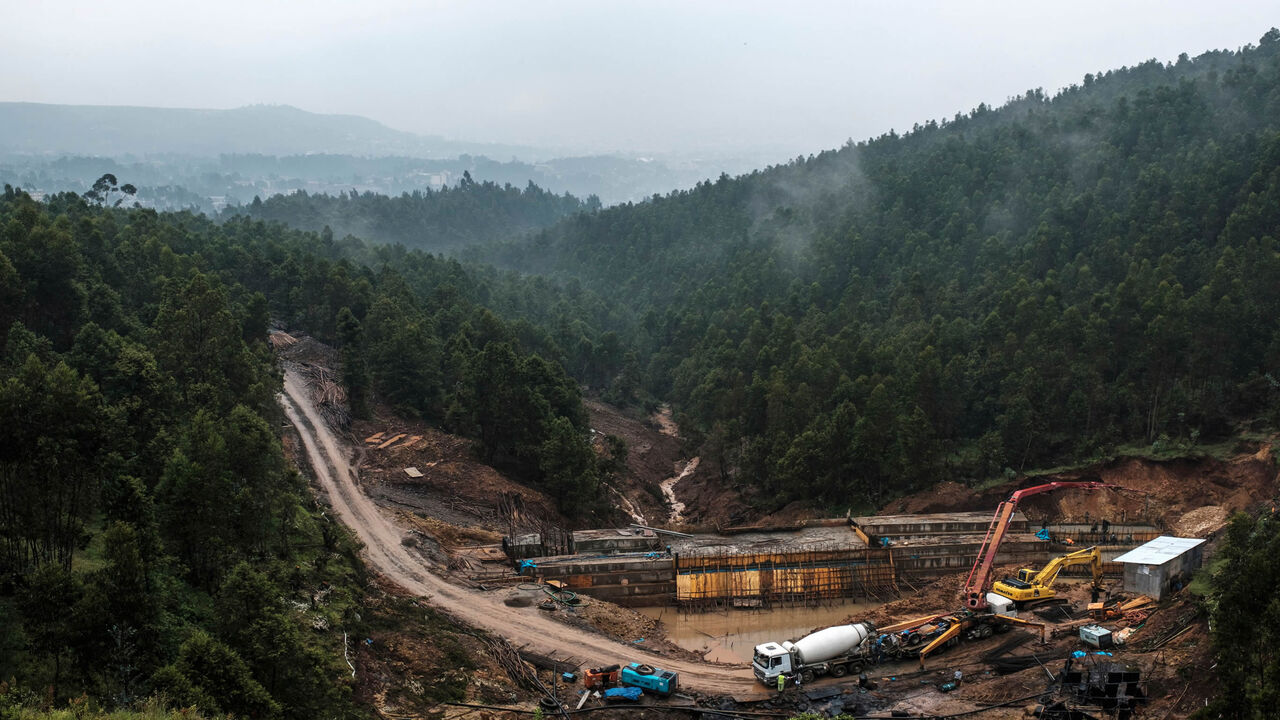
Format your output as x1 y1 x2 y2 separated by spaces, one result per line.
636 601 881 663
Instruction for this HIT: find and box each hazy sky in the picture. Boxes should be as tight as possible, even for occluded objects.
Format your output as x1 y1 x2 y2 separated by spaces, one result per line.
3 1 1276 157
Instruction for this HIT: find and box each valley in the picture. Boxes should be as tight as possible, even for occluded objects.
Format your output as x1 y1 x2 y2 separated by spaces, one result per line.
277 331 1276 718
3 18 1280 720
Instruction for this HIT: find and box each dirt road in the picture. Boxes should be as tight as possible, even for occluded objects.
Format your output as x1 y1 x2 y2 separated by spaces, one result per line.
279 368 761 697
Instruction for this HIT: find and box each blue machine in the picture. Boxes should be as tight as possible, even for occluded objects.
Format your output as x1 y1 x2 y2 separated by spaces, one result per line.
603 687 643 702
620 663 679 696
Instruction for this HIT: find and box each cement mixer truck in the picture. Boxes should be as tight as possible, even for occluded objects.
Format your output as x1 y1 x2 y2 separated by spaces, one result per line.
752 622 876 685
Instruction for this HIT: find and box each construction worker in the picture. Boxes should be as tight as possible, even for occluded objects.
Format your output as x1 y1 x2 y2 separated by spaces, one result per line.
777 673 787 693
953 669 963 686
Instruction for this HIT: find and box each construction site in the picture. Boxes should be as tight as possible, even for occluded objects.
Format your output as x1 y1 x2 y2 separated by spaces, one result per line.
509 511 1163 611
274 332 1279 720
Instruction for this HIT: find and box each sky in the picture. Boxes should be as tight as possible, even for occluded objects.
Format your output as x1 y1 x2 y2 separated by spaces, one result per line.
2 1 1277 158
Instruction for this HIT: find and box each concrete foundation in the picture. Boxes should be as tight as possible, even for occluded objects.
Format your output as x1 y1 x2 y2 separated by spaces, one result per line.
525 554 676 606
853 511 1029 538
573 528 662 554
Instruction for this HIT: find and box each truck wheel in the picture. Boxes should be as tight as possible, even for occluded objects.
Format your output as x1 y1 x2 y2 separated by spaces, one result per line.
848 662 863 675
801 670 815 684
830 664 847 678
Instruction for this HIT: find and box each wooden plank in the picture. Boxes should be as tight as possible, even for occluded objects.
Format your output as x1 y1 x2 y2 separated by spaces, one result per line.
404 467 424 479
397 434 422 448
364 431 385 444
377 433 407 449
1120 595 1154 610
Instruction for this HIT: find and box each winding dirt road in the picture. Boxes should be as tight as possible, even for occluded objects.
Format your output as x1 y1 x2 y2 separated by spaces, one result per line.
279 368 761 697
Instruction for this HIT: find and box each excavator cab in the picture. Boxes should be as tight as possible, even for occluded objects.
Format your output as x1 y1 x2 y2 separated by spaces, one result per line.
998 576 1033 591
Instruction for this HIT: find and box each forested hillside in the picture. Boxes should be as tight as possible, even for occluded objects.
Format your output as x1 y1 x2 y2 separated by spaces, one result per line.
0 185 616 715
225 172 594 253
482 30 1280 509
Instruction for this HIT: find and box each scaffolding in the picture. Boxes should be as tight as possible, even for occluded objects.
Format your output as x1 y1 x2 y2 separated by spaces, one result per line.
673 545 897 611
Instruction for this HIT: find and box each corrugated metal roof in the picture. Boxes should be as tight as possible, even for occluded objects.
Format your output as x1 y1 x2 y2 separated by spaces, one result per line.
1113 536 1206 565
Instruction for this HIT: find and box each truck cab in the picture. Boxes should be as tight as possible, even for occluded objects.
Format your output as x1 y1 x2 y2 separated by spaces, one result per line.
985 592 1018 617
752 642 793 683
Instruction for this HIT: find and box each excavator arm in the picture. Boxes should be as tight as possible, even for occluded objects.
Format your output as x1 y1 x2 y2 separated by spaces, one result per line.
964 481 1125 610
1032 546 1101 589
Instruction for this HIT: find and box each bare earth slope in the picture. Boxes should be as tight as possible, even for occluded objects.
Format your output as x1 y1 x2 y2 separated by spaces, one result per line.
279 367 760 697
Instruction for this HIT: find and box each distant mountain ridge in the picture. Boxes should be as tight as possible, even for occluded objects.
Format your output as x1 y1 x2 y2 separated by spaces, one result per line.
0 102 548 159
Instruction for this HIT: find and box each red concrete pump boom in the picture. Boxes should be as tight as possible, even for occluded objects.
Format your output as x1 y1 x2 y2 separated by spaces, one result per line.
963 481 1126 610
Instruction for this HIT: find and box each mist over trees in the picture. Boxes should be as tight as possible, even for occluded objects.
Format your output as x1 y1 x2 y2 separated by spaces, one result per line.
475 30 1280 509
0 104 771 209
226 173 595 253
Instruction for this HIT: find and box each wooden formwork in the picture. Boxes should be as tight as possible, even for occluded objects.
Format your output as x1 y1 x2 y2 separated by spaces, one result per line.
673 548 897 610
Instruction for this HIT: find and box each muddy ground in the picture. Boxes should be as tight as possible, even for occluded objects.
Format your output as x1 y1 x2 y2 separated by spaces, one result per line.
883 445 1278 536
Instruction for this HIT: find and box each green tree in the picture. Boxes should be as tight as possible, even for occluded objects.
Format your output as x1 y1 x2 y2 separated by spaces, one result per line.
151 273 264 413
537 416 599 515
336 306 369 418
164 631 280 719
1196 512 1280 718
17 563 83 697
0 355 110 575
82 173 137 208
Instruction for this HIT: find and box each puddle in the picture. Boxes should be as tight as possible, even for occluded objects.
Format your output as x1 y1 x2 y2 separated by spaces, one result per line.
636 601 881 663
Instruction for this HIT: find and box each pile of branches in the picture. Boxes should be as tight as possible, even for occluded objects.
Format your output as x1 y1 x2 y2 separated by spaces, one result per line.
269 331 299 350
474 634 570 717
478 635 542 693
1141 610 1201 651
302 364 351 428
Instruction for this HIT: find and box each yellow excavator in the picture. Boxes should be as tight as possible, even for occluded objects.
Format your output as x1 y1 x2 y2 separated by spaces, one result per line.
992 546 1102 607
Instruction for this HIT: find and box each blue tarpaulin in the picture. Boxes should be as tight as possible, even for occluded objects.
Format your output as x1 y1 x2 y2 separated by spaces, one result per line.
604 687 643 702
1036 529 1051 540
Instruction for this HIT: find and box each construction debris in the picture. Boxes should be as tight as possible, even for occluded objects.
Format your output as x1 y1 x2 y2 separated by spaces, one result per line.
1058 657 1147 719
377 433 407 450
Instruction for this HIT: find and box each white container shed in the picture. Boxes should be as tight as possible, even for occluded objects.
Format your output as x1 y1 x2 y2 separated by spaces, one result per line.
1113 536 1206 600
